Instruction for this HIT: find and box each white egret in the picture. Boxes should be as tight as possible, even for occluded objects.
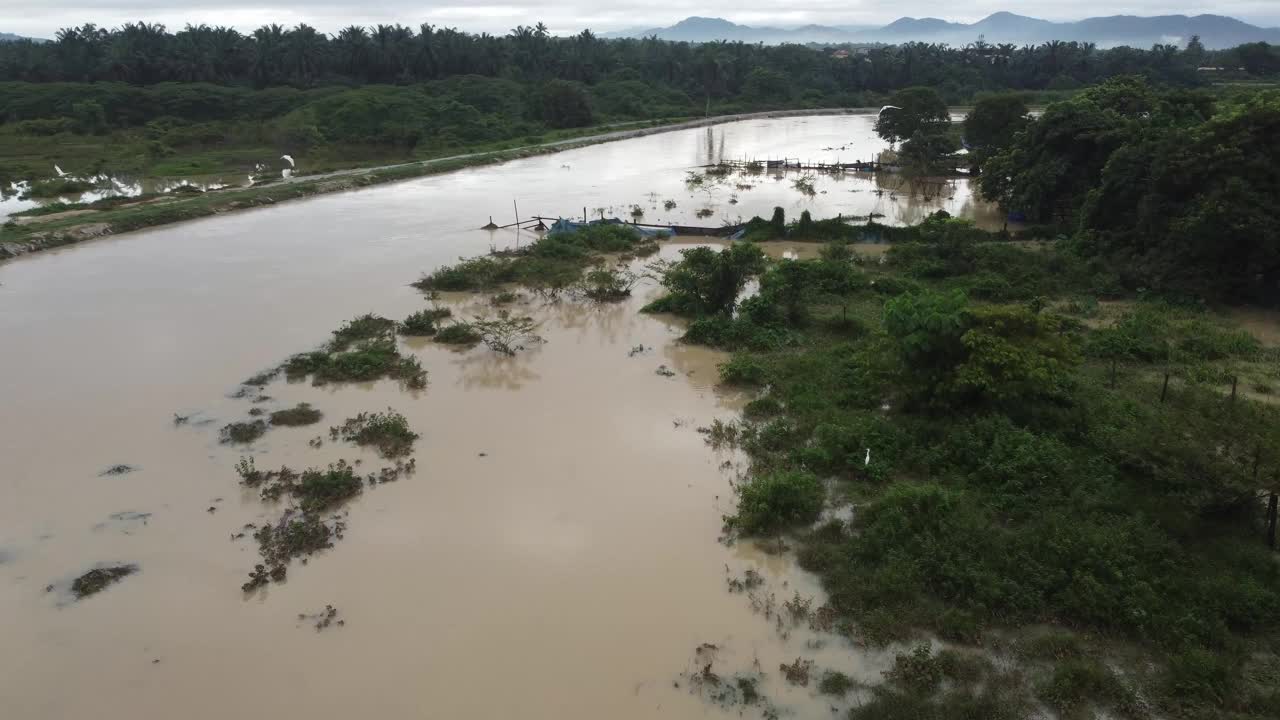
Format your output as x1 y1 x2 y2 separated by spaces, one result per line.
877 105 902 116
280 154 295 167
864 448 871 466
53 164 67 177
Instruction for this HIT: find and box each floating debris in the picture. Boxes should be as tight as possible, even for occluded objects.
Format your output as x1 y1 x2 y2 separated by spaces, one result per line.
98 464 137 477
298 604 345 631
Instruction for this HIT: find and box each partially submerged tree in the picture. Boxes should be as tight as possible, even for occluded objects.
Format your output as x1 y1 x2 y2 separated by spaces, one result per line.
472 311 542 355
645 243 767 317
875 86 950 145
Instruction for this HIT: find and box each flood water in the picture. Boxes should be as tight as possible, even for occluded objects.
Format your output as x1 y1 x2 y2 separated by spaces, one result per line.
0 114 981 718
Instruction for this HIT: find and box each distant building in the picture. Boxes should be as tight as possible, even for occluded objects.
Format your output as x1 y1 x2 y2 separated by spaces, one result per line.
831 49 850 59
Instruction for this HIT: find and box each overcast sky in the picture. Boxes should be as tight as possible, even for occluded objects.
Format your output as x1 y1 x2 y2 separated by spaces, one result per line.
6 1 1280 39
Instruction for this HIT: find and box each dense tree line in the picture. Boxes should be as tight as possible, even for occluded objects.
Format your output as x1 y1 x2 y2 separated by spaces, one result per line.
2 21 1266 97
972 78 1280 305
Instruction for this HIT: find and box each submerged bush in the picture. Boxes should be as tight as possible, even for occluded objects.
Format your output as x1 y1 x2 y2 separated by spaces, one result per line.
295 462 363 513
269 403 323 426
719 354 769 386
330 409 418 458
330 313 396 350
434 322 482 345
399 308 451 336
726 470 824 534
220 419 267 444
285 338 426 388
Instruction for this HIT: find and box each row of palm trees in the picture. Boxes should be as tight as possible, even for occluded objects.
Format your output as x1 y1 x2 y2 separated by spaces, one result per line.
0 21 1214 96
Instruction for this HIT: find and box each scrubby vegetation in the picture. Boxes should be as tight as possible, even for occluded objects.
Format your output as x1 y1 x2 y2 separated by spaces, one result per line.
329 409 418 458
220 419 267 444
70 564 137 599
434 322 482 345
414 224 652 294
269 402 322 426
657 202 1280 717
283 314 426 388
398 307 452 336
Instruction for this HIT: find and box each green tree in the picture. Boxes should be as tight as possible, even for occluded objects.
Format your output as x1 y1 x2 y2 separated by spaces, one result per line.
884 291 1079 409
653 243 767 316
533 79 593 128
875 86 949 144
742 66 790 104
979 77 1158 224
70 99 105 133
963 93 1029 168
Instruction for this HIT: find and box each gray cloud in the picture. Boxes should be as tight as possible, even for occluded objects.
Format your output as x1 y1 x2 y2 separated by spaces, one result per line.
5 1 1279 39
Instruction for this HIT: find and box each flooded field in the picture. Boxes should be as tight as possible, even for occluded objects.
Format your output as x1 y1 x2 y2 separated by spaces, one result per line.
0 113 989 718
1 174 247 221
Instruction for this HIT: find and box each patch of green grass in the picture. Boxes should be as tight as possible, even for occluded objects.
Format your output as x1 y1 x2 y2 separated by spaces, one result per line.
23 177 95 198
1037 657 1140 718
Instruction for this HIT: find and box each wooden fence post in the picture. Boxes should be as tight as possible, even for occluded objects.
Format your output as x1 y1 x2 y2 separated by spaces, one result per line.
1268 491 1278 550
1231 375 1239 404
1161 372 1170 403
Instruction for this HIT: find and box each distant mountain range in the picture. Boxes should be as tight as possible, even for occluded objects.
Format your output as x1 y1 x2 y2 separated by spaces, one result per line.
603 13 1280 49
0 31 46 43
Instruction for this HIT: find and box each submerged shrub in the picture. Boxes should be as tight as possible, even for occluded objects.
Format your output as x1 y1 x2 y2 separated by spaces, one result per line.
727 470 824 534
330 409 418 459
399 308 452 336
719 354 769 386
221 419 267 444
295 462 363 513
330 314 396 350
285 338 426 388
434 321 482 345
71 565 138 599
269 403 323 427
414 256 515 291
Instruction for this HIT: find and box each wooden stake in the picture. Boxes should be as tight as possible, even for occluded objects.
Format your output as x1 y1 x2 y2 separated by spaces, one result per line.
1267 492 1278 550
1161 372 1170 403
1231 375 1239 403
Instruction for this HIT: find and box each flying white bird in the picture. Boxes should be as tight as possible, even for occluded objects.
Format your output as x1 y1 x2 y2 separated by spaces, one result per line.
280 155 295 167
54 164 67 177
877 105 902 116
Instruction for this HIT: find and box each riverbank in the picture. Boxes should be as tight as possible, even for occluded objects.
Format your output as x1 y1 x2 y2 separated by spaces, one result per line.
0 108 864 262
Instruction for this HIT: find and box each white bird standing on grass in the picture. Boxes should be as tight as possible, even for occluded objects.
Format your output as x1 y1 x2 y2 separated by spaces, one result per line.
865 448 871 466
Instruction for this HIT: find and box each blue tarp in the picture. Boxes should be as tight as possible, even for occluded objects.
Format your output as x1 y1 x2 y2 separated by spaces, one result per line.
548 217 675 238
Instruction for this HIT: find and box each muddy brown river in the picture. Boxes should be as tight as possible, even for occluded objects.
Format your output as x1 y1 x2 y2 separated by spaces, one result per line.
0 114 994 718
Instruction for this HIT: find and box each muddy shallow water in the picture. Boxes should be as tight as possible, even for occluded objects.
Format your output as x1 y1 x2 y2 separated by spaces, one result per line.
0 114 978 718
